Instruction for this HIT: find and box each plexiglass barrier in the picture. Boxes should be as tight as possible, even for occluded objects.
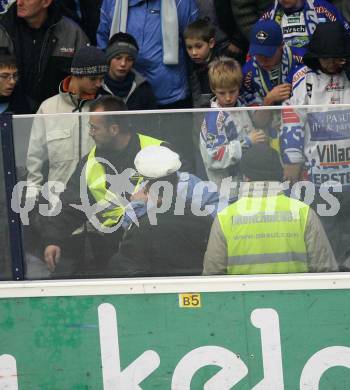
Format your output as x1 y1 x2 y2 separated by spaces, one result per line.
0 124 13 280
9 105 350 279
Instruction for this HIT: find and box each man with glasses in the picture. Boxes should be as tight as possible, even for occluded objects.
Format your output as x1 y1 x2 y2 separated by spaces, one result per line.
0 48 31 114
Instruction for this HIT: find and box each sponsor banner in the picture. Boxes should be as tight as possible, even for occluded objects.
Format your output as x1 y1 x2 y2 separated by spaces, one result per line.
0 289 350 388
308 110 350 141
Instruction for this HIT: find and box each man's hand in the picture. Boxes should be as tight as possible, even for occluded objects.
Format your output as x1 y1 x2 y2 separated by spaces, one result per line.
44 245 61 273
249 129 268 144
264 83 292 106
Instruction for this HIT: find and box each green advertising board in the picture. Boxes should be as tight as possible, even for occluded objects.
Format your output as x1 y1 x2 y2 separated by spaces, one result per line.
0 275 349 389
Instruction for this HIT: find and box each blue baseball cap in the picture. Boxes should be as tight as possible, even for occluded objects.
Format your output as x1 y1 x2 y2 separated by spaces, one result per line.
249 20 283 57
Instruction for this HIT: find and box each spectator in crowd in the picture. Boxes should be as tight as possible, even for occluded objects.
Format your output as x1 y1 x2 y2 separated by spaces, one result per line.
26 46 108 202
242 20 301 106
0 0 89 110
196 0 244 61
262 0 350 58
184 19 226 108
200 57 267 188
109 146 212 277
100 32 157 110
97 0 198 108
281 22 350 267
0 48 31 114
42 96 167 277
203 143 338 275
59 0 103 45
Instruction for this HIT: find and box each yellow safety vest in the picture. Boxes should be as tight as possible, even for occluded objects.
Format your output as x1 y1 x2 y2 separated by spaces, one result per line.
86 133 163 227
218 194 309 274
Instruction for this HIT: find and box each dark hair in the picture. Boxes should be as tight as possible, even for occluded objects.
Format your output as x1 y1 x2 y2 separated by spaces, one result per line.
145 172 179 205
108 32 139 51
184 19 215 43
0 47 17 69
89 95 131 133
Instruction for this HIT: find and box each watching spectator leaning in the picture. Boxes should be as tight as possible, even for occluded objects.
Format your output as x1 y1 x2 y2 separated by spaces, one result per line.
0 48 31 114
184 19 227 108
0 0 89 109
101 32 157 110
203 143 338 275
200 57 267 188
280 22 350 267
42 96 167 277
97 0 198 108
242 20 301 106
26 46 108 202
109 145 212 277
262 0 350 59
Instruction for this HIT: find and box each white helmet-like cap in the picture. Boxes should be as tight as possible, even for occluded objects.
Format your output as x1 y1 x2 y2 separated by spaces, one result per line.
134 145 182 178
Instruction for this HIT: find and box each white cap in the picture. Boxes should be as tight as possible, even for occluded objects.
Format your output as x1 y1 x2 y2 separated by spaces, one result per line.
134 145 182 178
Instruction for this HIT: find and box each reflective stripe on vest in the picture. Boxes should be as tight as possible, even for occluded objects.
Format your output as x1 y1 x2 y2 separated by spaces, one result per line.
86 133 163 227
218 194 309 274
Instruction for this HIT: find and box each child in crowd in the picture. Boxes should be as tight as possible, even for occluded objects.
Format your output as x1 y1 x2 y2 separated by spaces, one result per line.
184 19 226 108
200 57 267 187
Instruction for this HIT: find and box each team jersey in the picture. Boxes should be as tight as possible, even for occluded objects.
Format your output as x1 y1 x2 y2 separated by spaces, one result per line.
281 66 350 190
262 0 350 58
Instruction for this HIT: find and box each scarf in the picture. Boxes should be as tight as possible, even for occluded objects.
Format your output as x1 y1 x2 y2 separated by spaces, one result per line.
271 0 318 39
110 0 179 65
105 72 135 98
251 45 294 97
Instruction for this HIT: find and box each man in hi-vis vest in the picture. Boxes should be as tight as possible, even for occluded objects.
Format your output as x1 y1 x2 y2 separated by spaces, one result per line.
42 95 166 277
203 143 338 275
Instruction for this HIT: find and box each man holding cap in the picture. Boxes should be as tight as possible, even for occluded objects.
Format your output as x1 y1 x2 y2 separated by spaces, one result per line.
101 32 157 110
242 19 301 106
109 145 212 277
203 143 337 275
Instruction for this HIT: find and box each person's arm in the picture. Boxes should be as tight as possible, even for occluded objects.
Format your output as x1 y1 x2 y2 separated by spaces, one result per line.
26 108 47 200
305 208 338 272
200 112 243 171
203 217 228 275
96 0 113 48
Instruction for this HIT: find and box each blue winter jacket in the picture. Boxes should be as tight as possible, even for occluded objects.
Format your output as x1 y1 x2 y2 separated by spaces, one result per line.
97 0 198 105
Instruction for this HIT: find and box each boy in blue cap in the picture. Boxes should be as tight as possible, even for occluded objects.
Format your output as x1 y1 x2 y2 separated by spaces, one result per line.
242 19 302 106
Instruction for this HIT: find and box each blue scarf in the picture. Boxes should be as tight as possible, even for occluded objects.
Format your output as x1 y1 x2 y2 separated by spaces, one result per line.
251 45 294 97
272 0 318 39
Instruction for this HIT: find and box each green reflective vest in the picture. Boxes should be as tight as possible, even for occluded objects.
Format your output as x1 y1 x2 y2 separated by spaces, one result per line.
86 133 163 227
218 194 309 274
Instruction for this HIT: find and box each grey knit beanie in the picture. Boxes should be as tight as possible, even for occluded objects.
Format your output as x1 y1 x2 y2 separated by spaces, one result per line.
71 46 108 77
106 32 139 63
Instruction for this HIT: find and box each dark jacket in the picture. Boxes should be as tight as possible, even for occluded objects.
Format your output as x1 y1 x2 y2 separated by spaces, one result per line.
59 0 103 45
109 204 212 277
188 46 230 108
0 84 33 114
100 69 157 110
0 2 89 109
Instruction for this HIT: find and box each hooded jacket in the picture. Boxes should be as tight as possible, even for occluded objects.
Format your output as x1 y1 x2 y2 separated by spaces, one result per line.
0 1 89 108
100 69 157 110
280 21 350 191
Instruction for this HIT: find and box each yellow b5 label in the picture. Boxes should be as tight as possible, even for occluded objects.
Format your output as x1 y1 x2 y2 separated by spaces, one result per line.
178 293 201 308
